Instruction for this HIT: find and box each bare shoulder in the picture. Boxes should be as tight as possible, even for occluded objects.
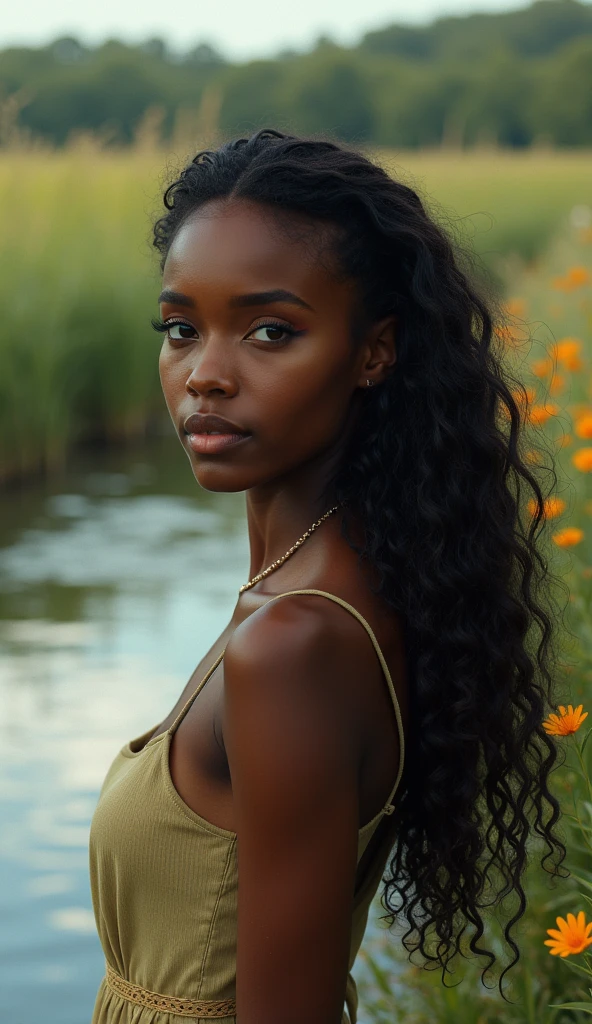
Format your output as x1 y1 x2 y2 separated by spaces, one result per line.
224 591 376 713
221 593 376 829
222 594 368 1023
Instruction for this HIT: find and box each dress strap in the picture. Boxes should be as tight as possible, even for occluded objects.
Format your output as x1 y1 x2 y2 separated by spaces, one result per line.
168 648 226 736
262 589 406 815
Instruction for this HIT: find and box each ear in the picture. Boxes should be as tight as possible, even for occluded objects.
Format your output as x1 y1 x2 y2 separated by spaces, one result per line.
356 315 397 389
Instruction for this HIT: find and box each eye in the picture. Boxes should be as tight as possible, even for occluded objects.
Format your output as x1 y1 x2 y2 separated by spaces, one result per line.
167 321 197 341
151 317 198 342
246 322 297 345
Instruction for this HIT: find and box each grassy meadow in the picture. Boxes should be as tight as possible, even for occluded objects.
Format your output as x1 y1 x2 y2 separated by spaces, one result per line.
357 217 592 1021
377 148 592 268
1 143 592 484
2 141 592 1019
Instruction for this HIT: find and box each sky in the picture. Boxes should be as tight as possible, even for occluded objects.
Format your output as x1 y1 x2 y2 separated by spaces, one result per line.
1 0 538 61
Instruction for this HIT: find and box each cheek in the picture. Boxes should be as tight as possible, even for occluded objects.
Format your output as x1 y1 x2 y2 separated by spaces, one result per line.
253 346 355 448
158 347 183 400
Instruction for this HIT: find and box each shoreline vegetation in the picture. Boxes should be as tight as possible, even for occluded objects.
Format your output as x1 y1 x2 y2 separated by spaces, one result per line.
357 218 592 1020
1 134 591 487
3 139 592 1024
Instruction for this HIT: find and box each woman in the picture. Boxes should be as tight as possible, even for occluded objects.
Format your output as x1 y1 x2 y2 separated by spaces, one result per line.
89 128 567 1024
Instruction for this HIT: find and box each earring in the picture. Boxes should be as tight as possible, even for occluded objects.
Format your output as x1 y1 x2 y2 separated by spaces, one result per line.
366 379 375 388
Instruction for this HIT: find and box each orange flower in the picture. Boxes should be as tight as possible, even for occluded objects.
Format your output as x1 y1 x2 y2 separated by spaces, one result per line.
572 448 592 472
511 386 536 409
552 527 584 547
544 911 592 957
504 298 526 318
549 373 565 395
575 414 592 439
542 704 588 736
527 496 566 519
567 266 590 288
552 275 569 292
552 268 591 292
495 324 523 345
552 337 584 372
556 433 573 448
528 403 559 425
531 358 554 378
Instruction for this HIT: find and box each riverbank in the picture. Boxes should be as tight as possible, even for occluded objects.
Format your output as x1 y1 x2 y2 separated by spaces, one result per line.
2 145 591 485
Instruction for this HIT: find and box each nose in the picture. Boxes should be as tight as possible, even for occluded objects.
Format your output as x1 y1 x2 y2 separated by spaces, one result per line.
185 344 237 399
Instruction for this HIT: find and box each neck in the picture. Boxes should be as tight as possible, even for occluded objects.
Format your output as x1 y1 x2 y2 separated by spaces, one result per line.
244 448 342 585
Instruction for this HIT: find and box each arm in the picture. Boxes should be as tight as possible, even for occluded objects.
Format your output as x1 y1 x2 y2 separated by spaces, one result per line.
222 596 362 1024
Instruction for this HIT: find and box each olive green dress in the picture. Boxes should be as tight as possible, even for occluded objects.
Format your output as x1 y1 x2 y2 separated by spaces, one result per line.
89 589 406 1024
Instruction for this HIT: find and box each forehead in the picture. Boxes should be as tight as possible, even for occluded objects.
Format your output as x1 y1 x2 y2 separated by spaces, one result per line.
162 198 350 303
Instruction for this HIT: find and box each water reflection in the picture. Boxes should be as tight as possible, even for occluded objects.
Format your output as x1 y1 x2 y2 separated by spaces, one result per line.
0 439 247 1022
0 438 393 1023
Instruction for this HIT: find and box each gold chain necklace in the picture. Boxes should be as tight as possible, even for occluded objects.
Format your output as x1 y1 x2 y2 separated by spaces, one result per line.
239 505 340 594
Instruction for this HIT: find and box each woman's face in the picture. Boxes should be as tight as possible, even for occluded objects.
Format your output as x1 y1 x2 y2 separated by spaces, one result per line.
158 198 373 494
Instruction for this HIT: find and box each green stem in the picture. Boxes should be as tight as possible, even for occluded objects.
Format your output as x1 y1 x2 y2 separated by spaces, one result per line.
573 735 592 805
568 764 592 854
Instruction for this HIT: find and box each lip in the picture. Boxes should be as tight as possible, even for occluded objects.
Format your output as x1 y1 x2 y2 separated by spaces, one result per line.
182 412 251 456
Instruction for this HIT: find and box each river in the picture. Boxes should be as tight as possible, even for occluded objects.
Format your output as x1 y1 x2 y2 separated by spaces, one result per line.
0 437 401 1023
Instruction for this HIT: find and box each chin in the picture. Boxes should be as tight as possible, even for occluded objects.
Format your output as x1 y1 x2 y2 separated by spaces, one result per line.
189 464 251 494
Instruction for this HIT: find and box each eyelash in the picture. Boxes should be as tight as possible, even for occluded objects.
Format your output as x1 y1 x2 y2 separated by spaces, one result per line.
150 317 300 345
151 317 194 340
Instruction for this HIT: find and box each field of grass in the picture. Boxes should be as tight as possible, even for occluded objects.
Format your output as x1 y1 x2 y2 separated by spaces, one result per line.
2 143 592 1019
1 144 591 484
377 148 592 269
357 218 592 1022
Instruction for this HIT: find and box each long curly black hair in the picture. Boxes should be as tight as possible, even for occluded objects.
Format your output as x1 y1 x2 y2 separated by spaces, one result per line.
152 128 570 999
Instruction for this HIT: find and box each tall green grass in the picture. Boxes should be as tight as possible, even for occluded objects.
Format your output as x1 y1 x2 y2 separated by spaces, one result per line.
0 145 164 483
1 144 591 484
377 148 592 268
357 219 592 1022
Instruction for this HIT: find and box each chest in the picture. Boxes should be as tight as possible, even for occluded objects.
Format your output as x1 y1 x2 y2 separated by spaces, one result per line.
142 640 403 896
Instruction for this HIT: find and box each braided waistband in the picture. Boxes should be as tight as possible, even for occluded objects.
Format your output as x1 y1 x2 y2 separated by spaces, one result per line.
105 961 237 1018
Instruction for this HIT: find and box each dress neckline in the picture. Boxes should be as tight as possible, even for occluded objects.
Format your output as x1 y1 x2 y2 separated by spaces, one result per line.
119 588 406 837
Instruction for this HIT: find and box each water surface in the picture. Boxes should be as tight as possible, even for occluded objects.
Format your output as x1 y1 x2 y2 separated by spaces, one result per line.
0 438 397 1023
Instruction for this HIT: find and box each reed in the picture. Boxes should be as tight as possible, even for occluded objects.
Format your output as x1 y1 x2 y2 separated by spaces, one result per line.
0 145 164 483
357 216 592 1021
1 141 591 484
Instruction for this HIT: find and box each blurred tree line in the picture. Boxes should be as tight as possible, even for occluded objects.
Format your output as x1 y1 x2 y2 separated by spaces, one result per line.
1 0 591 149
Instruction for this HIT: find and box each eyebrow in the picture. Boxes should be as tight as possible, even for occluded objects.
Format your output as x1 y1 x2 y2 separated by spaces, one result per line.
229 289 314 312
157 288 314 312
158 289 195 307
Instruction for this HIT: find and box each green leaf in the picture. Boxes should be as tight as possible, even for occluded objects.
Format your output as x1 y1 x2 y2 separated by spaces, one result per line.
567 842 592 857
570 871 592 895
560 956 592 981
567 821 592 838
580 894 592 914
359 951 392 997
548 1003 592 1014
580 727 592 755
